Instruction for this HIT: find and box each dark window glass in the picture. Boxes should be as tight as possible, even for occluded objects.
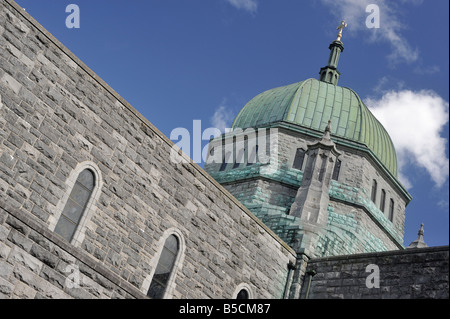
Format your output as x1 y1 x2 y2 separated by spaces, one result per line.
220 152 231 171
233 149 244 169
77 169 95 189
371 180 377 203
389 199 395 222
332 159 341 181
236 289 249 299
380 189 386 212
147 235 179 299
55 169 95 242
247 145 258 166
293 148 306 170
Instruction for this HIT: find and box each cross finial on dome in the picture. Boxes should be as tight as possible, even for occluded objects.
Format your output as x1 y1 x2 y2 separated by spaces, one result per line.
336 20 348 42
319 21 346 86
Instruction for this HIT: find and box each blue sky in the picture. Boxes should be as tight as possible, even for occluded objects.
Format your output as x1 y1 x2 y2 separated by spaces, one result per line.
14 0 449 247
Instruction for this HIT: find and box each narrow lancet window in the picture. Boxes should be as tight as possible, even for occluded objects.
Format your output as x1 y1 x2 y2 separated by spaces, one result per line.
371 180 377 203
332 159 341 181
293 148 306 170
247 145 258 166
389 199 395 222
54 169 95 242
147 235 180 299
220 152 231 171
236 289 249 299
380 189 386 213
233 149 244 169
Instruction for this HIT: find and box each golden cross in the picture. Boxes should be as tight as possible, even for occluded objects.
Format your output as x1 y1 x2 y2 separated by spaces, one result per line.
336 20 348 42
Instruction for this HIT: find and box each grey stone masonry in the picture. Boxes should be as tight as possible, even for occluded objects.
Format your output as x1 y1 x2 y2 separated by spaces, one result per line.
0 0 296 299
1 0 448 300
0 201 147 299
300 246 449 299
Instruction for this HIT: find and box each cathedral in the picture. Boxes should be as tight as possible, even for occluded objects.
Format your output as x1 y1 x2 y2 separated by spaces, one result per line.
0 0 448 300
205 20 409 258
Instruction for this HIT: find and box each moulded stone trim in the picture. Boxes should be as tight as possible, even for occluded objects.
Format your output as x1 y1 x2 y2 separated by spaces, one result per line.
48 161 103 248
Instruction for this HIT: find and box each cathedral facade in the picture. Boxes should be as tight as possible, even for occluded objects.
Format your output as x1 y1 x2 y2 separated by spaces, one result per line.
0 0 448 300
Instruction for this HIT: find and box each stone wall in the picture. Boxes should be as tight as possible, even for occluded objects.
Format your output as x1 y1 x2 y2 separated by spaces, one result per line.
300 246 449 299
0 201 147 298
1 0 447 301
0 0 296 299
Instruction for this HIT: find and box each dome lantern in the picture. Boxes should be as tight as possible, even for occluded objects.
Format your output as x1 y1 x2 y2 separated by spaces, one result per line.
319 20 347 86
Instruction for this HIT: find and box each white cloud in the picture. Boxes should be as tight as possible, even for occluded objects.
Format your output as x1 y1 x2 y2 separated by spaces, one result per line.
414 65 441 75
373 76 406 94
225 0 258 14
211 102 235 134
365 90 449 189
319 0 420 65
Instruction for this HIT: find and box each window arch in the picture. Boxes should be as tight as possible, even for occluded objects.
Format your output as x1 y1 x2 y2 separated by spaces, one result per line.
388 199 395 222
380 189 386 213
147 234 180 299
144 228 186 299
236 289 249 299
371 179 377 203
54 169 95 242
233 148 244 169
220 152 231 171
232 283 253 299
293 148 306 171
247 145 258 166
332 159 341 181
49 161 102 247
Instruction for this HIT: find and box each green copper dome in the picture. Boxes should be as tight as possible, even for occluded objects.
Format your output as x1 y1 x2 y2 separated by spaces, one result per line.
231 78 399 178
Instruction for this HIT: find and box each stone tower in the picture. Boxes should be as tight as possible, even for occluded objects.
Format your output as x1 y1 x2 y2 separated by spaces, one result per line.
205 22 412 259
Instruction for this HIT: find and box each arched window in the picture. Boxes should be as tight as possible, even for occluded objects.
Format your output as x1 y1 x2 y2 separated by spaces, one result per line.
220 152 231 171
233 283 253 299
388 199 395 222
147 234 180 299
332 159 341 181
293 148 306 171
371 180 377 203
54 169 95 242
233 148 244 169
380 189 386 213
247 145 258 166
236 289 249 299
